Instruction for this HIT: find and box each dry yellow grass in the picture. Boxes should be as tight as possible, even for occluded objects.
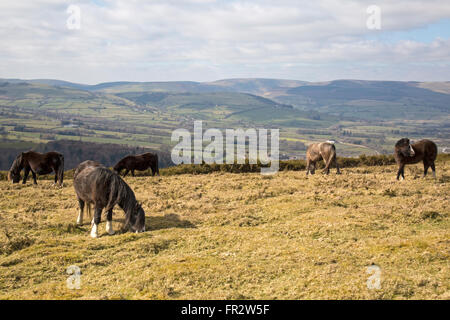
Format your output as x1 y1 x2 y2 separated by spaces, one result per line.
0 161 449 299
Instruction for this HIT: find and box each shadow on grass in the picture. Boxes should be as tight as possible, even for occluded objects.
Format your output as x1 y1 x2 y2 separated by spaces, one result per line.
145 213 196 231
75 213 195 234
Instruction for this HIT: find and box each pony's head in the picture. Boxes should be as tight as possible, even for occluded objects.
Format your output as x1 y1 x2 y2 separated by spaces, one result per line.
395 138 415 157
127 202 146 233
113 163 122 175
8 153 24 183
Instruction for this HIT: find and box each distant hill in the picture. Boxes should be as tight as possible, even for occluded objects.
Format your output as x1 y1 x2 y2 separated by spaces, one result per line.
0 77 448 162
3 77 448 120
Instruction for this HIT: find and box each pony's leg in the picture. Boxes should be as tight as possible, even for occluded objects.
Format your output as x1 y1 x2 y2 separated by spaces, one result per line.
306 159 310 175
123 169 129 177
31 170 37 185
396 164 404 180
86 203 92 221
335 156 341 174
423 162 429 178
131 170 135 177
53 166 63 187
76 199 84 225
431 162 436 179
310 162 316 175
58 157 64 187
90 207 102 238
59 169 64 187
22 167 30 184
106 209 115 235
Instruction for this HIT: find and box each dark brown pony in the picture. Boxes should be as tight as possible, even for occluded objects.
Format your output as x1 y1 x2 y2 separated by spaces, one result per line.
8 151 64 186
113 152 159 177
74 160 104 180
306 142 341 175
394 138 437 180
73 163 145 238
74 160 104 225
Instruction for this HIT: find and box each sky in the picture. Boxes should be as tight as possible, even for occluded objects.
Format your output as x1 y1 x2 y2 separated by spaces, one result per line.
0 0 449 84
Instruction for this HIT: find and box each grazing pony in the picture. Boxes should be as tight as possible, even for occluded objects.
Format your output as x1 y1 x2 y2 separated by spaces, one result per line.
73 164 146 238
113 152 159 177
306 141 341 175
74 160 104 225
394 138 437 180
74 160 104 179
8 151 64 186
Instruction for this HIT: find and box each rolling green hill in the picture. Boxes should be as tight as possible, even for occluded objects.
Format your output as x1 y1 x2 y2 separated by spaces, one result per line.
0 78 449 169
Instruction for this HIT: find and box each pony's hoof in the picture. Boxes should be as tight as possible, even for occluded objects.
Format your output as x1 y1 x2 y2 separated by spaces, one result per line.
106 221 115 235
90 223 98 238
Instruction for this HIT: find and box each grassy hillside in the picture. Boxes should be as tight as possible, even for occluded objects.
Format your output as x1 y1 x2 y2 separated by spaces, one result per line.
0 160 448 299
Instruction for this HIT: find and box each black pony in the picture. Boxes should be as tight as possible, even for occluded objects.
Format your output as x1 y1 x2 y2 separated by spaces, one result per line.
73 162 145 238
9 151 64 186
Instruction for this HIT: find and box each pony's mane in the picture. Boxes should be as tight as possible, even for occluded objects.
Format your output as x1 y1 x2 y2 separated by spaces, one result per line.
94 167 139 227
9 155 22 174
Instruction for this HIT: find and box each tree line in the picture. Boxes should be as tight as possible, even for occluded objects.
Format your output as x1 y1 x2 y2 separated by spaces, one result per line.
0 140 173 170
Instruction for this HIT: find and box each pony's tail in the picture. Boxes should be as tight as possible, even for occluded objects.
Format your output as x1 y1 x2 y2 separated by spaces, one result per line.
155 154 160 176
86 203 92 219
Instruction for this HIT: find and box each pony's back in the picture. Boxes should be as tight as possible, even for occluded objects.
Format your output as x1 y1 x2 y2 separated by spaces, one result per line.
74 166 135 211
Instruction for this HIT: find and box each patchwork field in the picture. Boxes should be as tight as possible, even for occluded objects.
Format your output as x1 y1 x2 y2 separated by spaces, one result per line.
0 161 449 299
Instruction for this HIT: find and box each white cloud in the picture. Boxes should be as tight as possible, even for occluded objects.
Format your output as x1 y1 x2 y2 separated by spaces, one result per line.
0 0 449 83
